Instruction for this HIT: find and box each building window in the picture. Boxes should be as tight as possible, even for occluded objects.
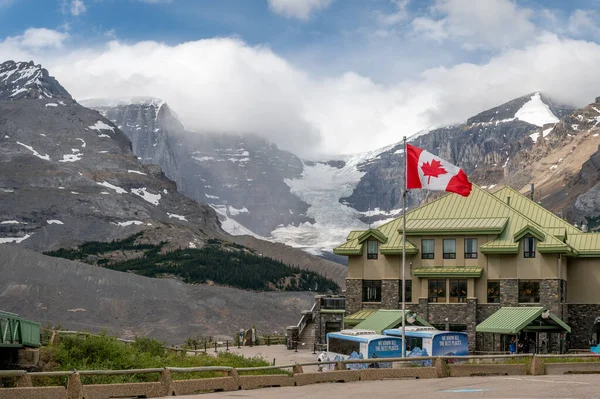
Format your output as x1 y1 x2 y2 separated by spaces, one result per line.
399 280 412 302
464 238 478 259
449 279 467 303
524 237 535 258
367 240 378 259
518 280 540 303
362 280 382 302
428 279 446 303
421 239 434 259
443 239 456 259
487 281 500 303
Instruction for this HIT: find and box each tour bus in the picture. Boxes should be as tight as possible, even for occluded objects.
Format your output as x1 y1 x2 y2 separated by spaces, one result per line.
383 326 469 357
324 329 403 369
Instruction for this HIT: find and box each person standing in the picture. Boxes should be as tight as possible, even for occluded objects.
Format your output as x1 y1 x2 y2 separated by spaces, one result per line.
509 337 517 354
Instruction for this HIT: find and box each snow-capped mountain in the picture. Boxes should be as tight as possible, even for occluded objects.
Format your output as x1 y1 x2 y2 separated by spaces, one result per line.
0 60 72 100
83 91 577 258
0 60 349 285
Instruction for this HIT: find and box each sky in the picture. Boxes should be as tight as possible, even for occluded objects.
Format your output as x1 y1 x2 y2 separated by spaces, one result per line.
1 0 600 157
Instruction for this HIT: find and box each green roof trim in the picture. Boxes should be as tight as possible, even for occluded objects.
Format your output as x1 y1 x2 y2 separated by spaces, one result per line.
343 309 378 326
404 217 508 235
412 267 483 278
476 307 571 334
513 225 545 242
353 309 432 333
357 228 388 244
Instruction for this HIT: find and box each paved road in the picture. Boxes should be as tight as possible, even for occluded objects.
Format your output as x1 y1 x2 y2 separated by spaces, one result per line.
167 374 599 399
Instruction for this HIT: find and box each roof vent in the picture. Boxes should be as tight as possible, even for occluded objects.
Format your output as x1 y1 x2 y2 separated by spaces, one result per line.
506 195 511 206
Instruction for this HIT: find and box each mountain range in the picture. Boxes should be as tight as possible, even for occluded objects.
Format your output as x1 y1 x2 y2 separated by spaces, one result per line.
82 90 600 258
3 58 600 339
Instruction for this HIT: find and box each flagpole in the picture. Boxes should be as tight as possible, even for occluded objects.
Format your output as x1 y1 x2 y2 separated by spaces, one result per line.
401 136 407 358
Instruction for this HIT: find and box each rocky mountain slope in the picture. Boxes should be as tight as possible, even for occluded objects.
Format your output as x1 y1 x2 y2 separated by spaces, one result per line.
83 92 577 257
0 244 313 343
497 96 600 227
0 60 347 286
81 98 312 237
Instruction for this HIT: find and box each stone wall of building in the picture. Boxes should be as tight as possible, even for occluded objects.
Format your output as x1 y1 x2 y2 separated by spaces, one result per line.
315 313 344 344
500 279 518 306
382 280 400 309
567 304 600 349
345 279 362 315
476 304 502 352
540 279 561 317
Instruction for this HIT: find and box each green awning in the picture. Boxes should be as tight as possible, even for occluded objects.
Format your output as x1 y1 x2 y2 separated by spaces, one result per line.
476 307 571 334
344 309 377 326
412 267 483 278
352 309 432 333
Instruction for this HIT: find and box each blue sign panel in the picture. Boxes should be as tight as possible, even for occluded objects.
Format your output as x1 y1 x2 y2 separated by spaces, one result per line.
433 332 468 356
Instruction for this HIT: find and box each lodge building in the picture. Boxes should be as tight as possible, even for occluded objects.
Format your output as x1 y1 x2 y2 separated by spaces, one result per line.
333 185 600 352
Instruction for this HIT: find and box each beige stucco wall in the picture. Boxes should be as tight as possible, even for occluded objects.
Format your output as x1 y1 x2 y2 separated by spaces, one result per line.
567 258 600 303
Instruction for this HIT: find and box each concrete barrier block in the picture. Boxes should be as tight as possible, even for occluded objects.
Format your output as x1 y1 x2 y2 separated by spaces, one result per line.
359 367 437 381
172 377 238 395
0 386 67 399
448 364 527 377
239 374 294 389
530 356 545 376
294 370 360 386
82 382 163 399
15 374 33 387
545 362 600 375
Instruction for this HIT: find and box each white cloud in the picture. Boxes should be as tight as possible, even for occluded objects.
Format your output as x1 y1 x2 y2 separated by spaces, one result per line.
568 9 600 37
2 28 68 50
415 0 536 49
2 11 600 158
268 0 333 21
70 0 86 16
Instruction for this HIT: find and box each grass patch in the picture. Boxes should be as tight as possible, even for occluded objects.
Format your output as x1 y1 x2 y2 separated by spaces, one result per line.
32 334 287 386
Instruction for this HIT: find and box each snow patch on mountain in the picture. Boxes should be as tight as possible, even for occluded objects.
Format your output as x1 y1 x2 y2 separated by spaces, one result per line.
16 142 50 160
97 181 127 194
131 187 161 205
89 121 114 132
210 204 266 239
167 212 187 221
0 234 32 244
515 93 559 127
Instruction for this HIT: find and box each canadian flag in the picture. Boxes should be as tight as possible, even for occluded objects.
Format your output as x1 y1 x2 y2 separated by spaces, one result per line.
406 143 472 197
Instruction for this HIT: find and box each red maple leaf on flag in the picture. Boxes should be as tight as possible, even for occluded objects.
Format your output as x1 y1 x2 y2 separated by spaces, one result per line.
421 159 447 184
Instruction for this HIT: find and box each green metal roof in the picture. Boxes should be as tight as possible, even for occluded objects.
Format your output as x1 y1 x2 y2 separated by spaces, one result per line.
412 267 483 278
493 186 582 235
405 217 508 235
476 307 571 334
513 225 545 242
343 309 378 326
333 184 600 257
353 309 432 333
357 228 388 244
567 234 600 256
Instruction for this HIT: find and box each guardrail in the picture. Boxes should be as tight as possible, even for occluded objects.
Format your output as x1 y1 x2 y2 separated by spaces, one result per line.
1 353 599 399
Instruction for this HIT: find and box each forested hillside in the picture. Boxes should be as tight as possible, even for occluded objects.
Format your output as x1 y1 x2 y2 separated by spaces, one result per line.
45 235 339 293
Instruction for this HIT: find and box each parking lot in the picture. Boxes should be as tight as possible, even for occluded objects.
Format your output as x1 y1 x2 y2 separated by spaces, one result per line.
170 374 599 399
